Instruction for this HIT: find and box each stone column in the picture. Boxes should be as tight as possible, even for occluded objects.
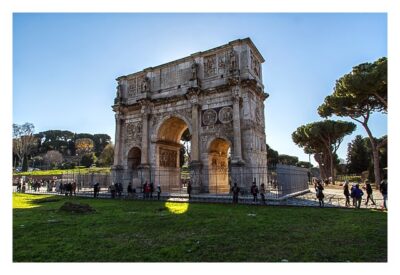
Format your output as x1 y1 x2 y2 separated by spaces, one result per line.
187 88 202 193
139 100 151 183
113 113 121 166
232 86 243 163
111 112 124 184
141 113 149 165
191 104 200 162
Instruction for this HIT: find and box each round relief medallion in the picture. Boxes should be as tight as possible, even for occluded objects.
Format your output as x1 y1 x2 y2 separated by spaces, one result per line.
218 106 233 124
203 109 218 126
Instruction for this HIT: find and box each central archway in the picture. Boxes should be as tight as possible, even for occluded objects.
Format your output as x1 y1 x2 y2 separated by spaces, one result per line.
208 138 231 194
155 116 191 193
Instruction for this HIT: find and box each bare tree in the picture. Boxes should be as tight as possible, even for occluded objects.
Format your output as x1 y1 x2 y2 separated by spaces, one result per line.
13 123 37 169
44 150 64 167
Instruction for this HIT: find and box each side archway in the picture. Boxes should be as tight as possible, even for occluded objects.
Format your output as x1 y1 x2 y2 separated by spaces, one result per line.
127 146 141 187
207 137 231 194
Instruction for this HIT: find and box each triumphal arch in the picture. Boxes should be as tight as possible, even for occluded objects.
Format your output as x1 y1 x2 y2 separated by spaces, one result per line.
112 38 268 194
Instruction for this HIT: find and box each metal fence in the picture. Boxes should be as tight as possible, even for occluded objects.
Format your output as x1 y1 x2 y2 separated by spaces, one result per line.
12 164 309 200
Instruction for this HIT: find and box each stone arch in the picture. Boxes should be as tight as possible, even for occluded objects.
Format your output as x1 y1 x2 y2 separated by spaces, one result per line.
127 146 141 169
127 146 142 187
153 113 193 143
154 115 192 193
207 137 232 194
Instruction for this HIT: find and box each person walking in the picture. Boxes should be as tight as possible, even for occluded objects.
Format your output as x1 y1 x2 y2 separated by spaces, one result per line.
350 184 357 206
187 181 192 200
109 183 116 199
343 181 351 207
231 182 240 204
127 182 133 198
364 180 376 206
93 182 100 198
150 182 154 199
351 184 364 209
259 183 266 204
380 179 388 210
250 182 258 203
156 184 161 200
316 180 325 207
144 181 150 199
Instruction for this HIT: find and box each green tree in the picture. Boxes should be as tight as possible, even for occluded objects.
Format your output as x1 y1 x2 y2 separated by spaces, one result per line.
278 154 298 166
35 130 75 156
297 161 313 169
318 57 387 187
81 153 97 168
97 143 114 167
92 134 112 157
292 120 356 183
347 135 370 174
266 144 279 167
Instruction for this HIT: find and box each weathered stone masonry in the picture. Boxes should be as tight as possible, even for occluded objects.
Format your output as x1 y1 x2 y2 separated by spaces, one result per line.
112 38 269 194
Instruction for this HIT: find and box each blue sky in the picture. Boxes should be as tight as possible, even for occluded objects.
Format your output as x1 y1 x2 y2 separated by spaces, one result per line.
13 13 387 164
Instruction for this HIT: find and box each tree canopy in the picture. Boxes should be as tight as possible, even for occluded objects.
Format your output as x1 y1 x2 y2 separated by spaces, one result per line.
292 120 356 182
318 57 387 186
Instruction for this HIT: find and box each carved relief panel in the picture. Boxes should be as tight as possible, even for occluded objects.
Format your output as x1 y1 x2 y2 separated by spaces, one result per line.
203 54 217 78
250 50 261 77
126 121 142 146
159 148 177 168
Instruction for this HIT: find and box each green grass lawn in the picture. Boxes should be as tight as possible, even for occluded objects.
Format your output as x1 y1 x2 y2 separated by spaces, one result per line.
13 167 111 176
13 193 387 262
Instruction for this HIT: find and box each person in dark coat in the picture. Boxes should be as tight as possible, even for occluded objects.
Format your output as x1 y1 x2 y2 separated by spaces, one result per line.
250 182 258 202
380 179 388 210
93 182 100 198
343 181 350 207
350 184 356 206
156 184 161 200
150 182 154 199
259 183 266 204
231 182 240 204
109 183 116 199
316 180 325 207
351 184 364 208
187 181 192 200
364 180 376 206
127 182 133 198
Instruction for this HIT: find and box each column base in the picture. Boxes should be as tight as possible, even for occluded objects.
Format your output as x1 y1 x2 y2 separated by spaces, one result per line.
189 161 203 194
111 165 124 185
138 164 151 184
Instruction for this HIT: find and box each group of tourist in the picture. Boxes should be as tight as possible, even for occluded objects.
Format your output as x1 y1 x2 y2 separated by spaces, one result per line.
108 182 123 198
15 178 80 196
344 179 387 209
230 181 267 204
314 177 388 209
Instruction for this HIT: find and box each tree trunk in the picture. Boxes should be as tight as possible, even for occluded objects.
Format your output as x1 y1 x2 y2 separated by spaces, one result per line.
330 152 335 185
362 123 381 189
371 147 381 189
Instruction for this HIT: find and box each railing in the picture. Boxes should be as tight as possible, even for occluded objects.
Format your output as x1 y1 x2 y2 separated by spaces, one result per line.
12 165 310 199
